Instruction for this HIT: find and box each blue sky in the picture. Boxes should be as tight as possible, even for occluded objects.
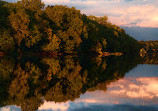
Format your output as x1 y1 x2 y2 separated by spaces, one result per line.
5 0 158 28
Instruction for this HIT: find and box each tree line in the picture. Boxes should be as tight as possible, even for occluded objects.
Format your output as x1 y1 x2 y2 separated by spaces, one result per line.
139 40 158 53
0 0 141 56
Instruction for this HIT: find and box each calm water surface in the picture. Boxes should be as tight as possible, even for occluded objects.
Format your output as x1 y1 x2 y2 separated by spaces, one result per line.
0 55 158 111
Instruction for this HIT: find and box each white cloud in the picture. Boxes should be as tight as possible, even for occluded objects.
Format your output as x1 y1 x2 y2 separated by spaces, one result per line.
0 107 10 111
108 77 158 99
42 0 71 4
38 101 70 111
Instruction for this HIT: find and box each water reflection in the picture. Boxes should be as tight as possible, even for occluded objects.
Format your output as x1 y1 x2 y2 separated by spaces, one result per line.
108 77 158 99
0 54 158 111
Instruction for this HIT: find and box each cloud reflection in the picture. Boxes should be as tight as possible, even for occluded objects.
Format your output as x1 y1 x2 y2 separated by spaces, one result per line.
108 77 158 99
2 77 158 111
0 106 20 111
36 77 158 111
38 102 69 111
74 77 158 106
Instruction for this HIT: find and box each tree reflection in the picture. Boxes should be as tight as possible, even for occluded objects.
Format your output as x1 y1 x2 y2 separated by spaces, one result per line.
0 54 156 110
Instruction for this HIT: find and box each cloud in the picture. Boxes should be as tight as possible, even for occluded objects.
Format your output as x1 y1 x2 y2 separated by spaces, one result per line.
0 106 21 111
0 107 10 111
108 77 158 99
38 101 70 111
93 1 156 27
72 77 158 106
42 0 158 28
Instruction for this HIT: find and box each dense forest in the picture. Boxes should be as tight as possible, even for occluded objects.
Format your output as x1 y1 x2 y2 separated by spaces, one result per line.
0 0 141 56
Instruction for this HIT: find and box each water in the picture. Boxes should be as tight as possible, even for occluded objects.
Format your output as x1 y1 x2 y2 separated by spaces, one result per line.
0 55 158 111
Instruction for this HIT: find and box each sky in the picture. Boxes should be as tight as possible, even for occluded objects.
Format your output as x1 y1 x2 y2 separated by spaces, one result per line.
5 0 158 28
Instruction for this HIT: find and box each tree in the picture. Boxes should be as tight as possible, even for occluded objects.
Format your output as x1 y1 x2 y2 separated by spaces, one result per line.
0 30 15 53
98 16 108 25
42 34 61 52
9 9 30 45
17 0 44 11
